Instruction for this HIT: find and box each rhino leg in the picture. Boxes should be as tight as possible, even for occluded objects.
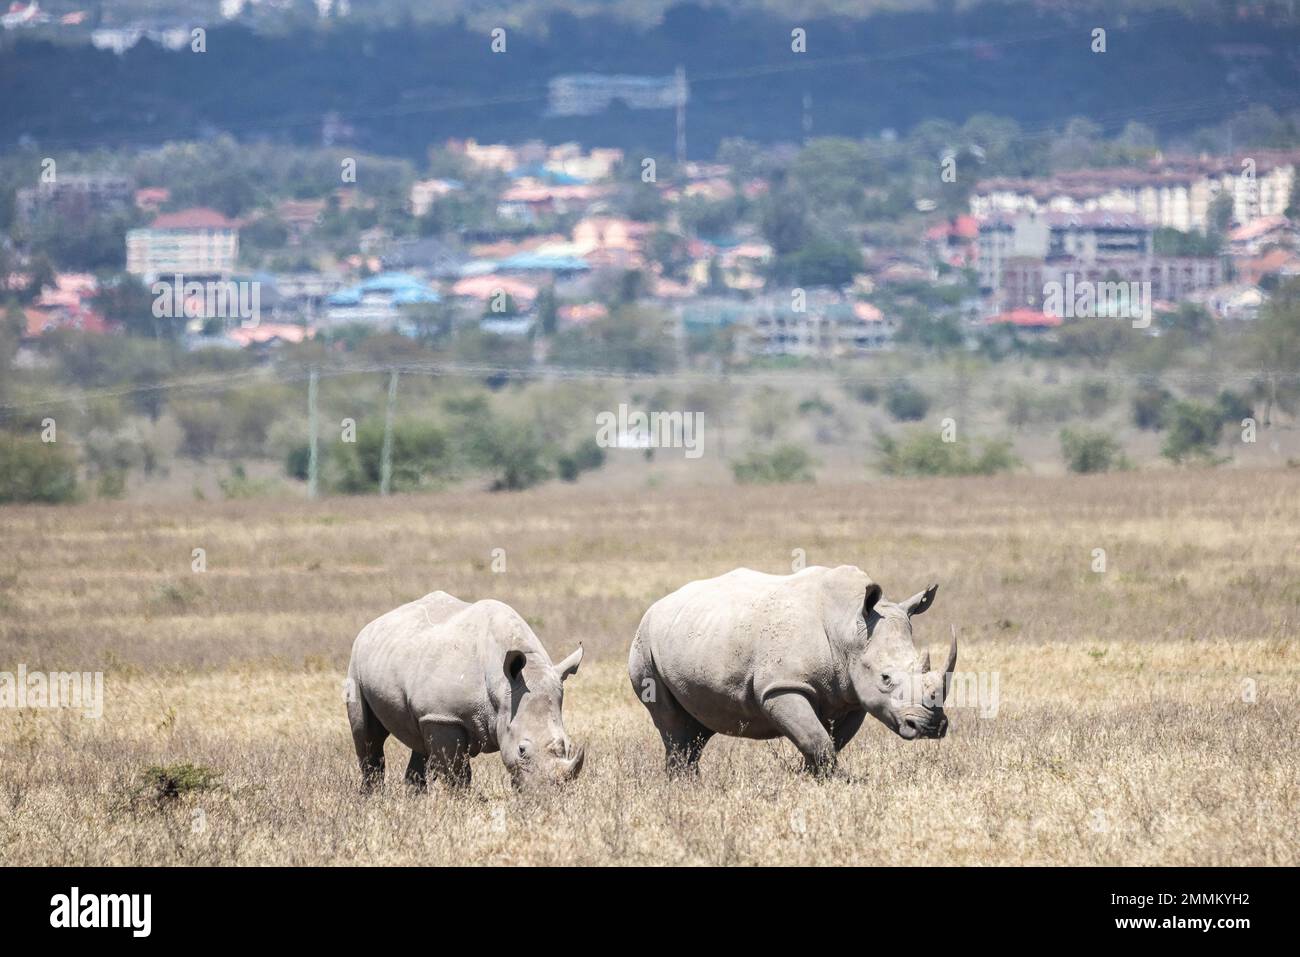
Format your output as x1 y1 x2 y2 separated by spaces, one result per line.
830 710 867 753
419 717 473 791
762 692 839 777
630 635 713 776
404 751 429 792
347 688 389 795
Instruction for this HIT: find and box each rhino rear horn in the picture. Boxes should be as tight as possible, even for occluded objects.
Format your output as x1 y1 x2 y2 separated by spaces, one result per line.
920 648 931 672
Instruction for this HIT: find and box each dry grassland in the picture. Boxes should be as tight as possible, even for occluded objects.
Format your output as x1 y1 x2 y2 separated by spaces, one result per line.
1 469 1296 864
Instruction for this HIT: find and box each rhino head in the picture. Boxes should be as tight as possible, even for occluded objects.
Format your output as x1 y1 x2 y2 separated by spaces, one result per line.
852 583 955 740
499 646 586 789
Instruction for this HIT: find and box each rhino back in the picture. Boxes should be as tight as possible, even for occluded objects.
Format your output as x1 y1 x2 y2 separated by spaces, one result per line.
349 592 534 753
644 568 841 733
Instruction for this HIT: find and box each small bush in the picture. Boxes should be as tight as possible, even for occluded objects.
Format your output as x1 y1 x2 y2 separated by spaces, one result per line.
876 430 1018 477
0 434 79 504
464 417 552 492
333 419 454 494
139 762 220 805
1078 379 1114 418
556 437 607 482
1216 389 1254 424
1132 381 1173 431
1161 400 1225 464
1005 385 1077 427
842 375 880 405
1060 428 1127 474
885 380 930 421
732 443 816 484
285 443 311 481
173 400 225 459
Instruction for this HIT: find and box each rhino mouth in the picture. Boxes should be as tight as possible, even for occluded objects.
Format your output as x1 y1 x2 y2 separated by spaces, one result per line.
898 712 948 740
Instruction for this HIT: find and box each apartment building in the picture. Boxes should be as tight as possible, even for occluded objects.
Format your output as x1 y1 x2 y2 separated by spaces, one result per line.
126 208 240 281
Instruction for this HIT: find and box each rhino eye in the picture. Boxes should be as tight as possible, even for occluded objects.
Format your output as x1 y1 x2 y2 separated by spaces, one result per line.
880 673 893 687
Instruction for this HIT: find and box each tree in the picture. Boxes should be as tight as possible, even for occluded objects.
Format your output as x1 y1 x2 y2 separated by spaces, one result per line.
885 380 930 421
536 286 558 336
1246 278 1300 425
1161 400 1225 464
1060 428 1126 474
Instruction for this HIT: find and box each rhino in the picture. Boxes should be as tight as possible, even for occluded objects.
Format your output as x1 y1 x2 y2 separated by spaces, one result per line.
346 591 585 792
628 565 955 776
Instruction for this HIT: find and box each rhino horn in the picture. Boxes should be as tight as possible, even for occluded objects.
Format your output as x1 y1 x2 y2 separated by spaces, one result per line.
563 743 586 780
942 626 958 700
920 648 931 672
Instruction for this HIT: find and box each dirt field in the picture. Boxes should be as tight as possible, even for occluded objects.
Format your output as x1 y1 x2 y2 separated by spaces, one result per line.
1 469 1296 865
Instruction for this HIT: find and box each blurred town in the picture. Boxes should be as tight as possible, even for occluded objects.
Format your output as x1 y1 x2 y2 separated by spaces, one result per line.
5 133 1297 358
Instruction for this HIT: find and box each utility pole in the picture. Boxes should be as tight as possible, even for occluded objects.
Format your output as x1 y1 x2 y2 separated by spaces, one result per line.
379 369 399 496
307 368 319 499
675 65 687 166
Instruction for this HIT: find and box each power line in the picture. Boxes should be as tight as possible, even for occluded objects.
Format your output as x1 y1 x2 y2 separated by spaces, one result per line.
2 355 1294 420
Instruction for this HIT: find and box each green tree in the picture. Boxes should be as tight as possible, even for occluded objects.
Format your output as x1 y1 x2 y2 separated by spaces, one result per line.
1161 400 1225 464
1060 428 1126 474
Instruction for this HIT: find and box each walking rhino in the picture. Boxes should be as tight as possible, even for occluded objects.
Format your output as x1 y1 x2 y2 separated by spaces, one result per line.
628 565 955 776
347 591 585 792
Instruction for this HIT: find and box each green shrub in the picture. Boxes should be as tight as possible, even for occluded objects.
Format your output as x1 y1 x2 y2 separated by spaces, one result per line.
1078 379 1114 418
0 434 79 503
464 416 552 491
556 437 607 482
218 464 281 499
842 375 881 405
1132 381 1173 431
1060 428 1126 474
139 762 220 805
333 419 453 494
1005 384 1077 427
732 443 816 484
876 430 1018 477
96 469 128 499
885 380 930 421
1161 400 1225 464
223 386 286 456
173 399 226 459
285 443 311 480
1216 389 1254 424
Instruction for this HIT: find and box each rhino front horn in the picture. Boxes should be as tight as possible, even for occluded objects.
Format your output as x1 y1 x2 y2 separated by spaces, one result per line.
564 744 586 780
920 648 931 672
943 626 958 699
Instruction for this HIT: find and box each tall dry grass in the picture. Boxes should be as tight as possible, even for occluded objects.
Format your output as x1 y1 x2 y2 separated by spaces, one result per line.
0 469 1296 864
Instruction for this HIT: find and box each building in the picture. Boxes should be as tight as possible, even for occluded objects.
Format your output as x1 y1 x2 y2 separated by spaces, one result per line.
1227 215 1297 258
746 295 895 357
17 173 133 224
978 211 1221 312
126 208 240 281
408 178 463 217
324 272 440 329
971 152 1298 233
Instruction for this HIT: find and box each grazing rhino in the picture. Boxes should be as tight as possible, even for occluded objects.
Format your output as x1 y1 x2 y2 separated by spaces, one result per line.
346 591 585 792
628 565 955 777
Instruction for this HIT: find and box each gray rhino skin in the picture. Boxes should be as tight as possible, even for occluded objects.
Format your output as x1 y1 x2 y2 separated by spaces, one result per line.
629 565 955 776
347 591 584 792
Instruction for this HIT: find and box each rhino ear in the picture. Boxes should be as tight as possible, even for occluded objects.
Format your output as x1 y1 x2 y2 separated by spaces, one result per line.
903 584 939 617
555 644 583 682
503 649 527 684
863 582 883 617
